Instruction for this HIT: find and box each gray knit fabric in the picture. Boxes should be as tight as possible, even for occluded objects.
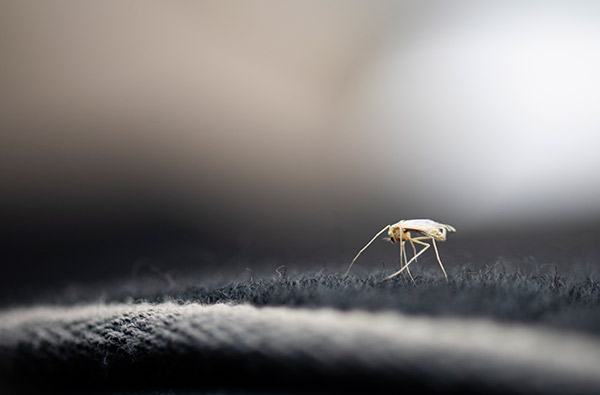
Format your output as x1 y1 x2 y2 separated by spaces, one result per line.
1 302 600 394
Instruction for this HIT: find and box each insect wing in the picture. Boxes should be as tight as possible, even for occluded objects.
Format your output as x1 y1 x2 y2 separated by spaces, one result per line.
401 219 455 240
401 219 438 227
401 219 440 233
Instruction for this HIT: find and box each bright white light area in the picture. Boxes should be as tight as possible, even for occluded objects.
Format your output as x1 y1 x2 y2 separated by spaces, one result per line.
349 2 600 228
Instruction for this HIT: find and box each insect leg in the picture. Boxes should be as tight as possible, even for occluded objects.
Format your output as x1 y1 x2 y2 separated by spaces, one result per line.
344 225 391 277
401 241 416 284
431 237 449 282
409 238 418 261
410 236 449 282
384 239 430 280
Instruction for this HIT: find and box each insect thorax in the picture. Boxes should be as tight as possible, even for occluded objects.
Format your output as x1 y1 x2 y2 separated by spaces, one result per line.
388 225 409 243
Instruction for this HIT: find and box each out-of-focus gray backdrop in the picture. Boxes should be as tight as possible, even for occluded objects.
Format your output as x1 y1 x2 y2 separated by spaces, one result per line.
2 1 600 291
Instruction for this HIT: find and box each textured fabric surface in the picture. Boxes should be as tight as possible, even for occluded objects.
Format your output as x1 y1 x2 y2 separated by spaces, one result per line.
2 302 600 394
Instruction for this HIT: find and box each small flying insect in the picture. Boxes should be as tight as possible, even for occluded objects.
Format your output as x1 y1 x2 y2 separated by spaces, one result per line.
344 219 456 282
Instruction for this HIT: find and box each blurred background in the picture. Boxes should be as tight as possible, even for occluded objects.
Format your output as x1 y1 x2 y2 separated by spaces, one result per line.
2 1 600 293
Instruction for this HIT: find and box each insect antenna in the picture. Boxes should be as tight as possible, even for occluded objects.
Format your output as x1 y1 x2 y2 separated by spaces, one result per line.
344 225 390 277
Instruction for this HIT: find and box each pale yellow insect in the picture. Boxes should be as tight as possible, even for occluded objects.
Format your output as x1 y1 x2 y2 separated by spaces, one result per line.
344 219 456 282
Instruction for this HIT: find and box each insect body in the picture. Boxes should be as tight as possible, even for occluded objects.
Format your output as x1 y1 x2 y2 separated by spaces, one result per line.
344 219 456 282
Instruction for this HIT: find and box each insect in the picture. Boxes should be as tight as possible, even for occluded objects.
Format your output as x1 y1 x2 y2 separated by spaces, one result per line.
344 219 456 282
